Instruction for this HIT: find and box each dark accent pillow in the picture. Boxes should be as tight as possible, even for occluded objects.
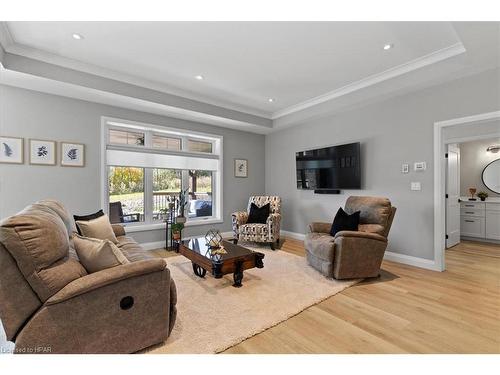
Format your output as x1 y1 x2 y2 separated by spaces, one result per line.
247 203 271 224
73 210 105 235
330 207 360 236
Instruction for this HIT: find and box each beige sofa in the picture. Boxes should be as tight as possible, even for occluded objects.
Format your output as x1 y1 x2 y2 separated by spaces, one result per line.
0 200 177 354
305 196 396 279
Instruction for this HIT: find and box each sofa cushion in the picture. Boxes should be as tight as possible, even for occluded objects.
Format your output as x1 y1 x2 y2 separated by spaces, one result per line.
247 203 270 224
345 196 392 227
304 232 335 261
73 235 129 273
116 236 154 262
240 223 268 235
73 209 105 235
36 199 77 235
75 214 118 244
358 223 386 236
330 207 360 236
0 205 87 301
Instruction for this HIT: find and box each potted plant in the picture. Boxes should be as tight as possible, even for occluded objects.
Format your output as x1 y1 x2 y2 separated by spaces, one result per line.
477 191 489 201
171 222 184 241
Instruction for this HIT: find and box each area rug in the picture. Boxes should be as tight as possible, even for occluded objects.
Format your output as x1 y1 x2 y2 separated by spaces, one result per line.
146 243 359 354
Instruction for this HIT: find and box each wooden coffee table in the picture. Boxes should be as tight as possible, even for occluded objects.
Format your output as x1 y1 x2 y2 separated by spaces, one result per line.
178 237 265 287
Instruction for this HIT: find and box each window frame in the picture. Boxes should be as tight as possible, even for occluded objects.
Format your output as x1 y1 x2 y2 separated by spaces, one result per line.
101 116 223 232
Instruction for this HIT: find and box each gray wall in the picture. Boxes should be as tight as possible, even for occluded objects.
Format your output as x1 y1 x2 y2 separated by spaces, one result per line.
460 137 500 197
265 68 500 260
0 85 266 243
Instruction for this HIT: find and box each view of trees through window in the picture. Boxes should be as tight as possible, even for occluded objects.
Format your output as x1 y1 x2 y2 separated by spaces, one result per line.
108 166 145 222
108 166 213 223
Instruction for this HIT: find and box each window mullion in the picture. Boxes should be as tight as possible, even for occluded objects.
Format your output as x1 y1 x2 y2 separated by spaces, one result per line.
144 168 153 224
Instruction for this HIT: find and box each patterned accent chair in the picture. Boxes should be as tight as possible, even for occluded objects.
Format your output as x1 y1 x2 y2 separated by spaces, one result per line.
232 196 281 250
305 196 396 279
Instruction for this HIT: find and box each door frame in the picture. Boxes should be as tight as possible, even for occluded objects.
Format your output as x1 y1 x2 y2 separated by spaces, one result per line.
434 110 500 271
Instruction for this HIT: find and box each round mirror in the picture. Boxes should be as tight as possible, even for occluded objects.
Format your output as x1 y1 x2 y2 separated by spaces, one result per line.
482 158 500 194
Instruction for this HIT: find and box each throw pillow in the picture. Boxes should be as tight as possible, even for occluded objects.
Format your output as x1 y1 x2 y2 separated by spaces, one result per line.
73 209 105 235
73 234 129 273
247 203 271 224
75 214 118 243
330 207 361 236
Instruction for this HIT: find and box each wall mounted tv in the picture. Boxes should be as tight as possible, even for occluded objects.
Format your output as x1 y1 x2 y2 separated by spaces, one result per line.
296 142 361 192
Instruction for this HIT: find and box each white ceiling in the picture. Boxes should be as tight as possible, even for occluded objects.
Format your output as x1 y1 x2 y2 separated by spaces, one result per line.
0 21 499 132
4 21 465 115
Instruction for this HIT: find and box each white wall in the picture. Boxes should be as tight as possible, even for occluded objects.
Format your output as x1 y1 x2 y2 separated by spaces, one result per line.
0 85 266 244
265 68 500 260
460 137 500 197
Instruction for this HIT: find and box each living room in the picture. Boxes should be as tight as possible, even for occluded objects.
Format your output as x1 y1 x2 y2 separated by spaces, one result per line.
1 1 499 373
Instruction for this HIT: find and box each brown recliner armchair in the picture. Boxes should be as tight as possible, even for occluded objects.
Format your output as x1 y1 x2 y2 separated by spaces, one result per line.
0 200 176 353
305 196 396 279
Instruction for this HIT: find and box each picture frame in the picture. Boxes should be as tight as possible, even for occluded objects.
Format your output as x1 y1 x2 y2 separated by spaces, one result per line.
29 139 56 166
234 158 248 178
0 136 24 164
60 142 85 167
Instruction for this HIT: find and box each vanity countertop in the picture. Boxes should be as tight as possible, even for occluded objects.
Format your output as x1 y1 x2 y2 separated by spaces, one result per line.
460 196 500 204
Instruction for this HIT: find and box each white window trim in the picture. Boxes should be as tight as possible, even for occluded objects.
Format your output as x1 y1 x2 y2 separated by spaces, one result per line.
100 116 223 231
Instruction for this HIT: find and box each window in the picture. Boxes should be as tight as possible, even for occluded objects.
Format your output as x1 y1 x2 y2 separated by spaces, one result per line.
152 134 181 151
152 169 181 221
108 167 145 223
102 118 222 229
109 129 145 146
188 139 213 153
188 170 213 218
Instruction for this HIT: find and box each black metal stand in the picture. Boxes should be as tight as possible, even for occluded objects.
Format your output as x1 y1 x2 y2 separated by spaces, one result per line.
164 200 180 251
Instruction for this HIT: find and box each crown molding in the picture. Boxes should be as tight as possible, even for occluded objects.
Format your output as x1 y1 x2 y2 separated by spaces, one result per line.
271 42 467 119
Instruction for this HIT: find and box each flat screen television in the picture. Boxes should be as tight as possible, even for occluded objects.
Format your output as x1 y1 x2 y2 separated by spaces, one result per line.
296 142 361 190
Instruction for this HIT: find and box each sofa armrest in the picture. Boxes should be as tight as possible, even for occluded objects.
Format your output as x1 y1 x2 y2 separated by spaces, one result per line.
308 222 332 234
111 224 126 237
266 213 281 225
334 230 387 242
231 211 248 225
46 258 167 305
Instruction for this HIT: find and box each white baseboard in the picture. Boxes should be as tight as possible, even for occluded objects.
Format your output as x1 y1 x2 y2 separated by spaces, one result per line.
280 230 440 271
383 251 440 271
281 230 306 241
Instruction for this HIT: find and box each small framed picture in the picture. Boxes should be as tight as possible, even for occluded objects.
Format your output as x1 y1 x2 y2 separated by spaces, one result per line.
29 139 56 165
60 142 85 167
0 136 24 164
234 158 248 178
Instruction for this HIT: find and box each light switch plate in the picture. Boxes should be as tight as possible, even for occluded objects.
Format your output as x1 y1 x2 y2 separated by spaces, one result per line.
414 162 426 171
411 182 421 191
402 163 409 173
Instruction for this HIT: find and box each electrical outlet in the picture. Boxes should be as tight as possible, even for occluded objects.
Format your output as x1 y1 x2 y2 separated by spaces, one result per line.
411 182 421 191
402 163 409 173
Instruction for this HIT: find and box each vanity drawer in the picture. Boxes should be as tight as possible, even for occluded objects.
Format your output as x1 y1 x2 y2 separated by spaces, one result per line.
460 216 485 238
460 208 485 217
460 201 485 210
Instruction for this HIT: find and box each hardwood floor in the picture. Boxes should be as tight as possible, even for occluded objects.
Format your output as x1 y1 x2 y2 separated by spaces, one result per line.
220 239 500 354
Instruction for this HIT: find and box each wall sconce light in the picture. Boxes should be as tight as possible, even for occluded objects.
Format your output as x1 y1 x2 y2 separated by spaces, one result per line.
486 145 500 153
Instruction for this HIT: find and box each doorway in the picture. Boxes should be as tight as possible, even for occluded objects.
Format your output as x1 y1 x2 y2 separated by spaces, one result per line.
434 111 500 271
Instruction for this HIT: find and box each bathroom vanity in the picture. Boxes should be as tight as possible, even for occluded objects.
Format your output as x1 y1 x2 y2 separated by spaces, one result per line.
460 197 500 241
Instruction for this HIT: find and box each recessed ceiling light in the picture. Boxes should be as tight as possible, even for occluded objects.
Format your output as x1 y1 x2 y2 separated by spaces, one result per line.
72 33 83 40
268 98 274 103
383 43 394 50
195 75 204 80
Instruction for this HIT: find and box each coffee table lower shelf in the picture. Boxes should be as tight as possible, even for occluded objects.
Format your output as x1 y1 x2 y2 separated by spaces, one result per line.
179 239 265 287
